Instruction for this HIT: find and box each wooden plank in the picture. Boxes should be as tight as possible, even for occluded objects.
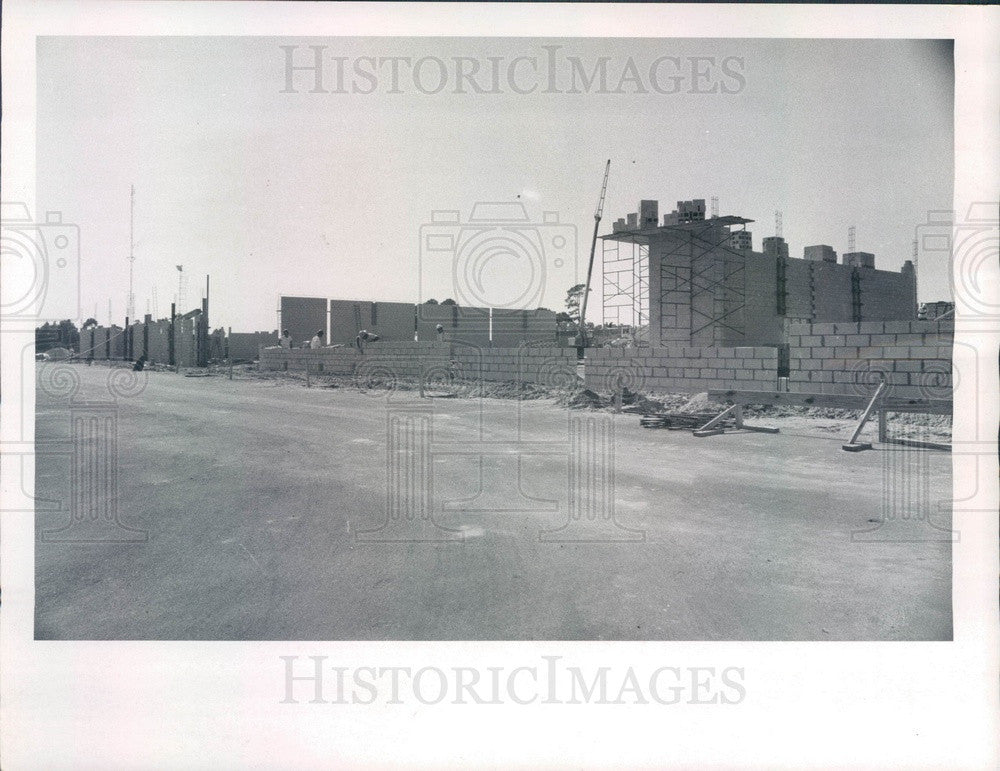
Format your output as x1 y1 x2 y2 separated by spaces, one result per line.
694 403 739 434
889 437 951 452
707 389 951 415
846 381 887 446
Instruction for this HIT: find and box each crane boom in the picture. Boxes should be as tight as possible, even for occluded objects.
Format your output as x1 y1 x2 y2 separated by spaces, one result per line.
578 159 611 348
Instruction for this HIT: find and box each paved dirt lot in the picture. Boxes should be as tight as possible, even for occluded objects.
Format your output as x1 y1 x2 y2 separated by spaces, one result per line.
35 363 952 640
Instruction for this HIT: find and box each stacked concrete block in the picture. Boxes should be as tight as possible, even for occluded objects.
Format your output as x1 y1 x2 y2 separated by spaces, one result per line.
786 320 953 399
259 341 451 381
858 266 917 321
451 345 578 386
584 346 778 395
362 341 452 379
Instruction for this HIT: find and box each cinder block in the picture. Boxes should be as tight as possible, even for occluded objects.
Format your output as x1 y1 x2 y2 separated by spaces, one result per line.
845 335 870 346
858 321 885 334
834 347 859 358
884 346 910 359
824 334 846 347
884 321 914 334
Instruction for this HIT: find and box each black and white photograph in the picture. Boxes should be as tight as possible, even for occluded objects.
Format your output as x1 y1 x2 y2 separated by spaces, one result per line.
2 3 998 769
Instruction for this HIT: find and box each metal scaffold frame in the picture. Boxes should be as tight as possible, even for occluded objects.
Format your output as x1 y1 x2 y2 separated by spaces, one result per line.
601 235 648 334
657 221 747 344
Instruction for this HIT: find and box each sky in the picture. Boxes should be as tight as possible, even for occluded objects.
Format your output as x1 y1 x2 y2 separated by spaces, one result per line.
36 37 954 331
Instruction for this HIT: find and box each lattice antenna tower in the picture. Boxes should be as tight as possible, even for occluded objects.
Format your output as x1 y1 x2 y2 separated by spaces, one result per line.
848 225 856 253
710 196 719 219
775 210 783 238
127 185 136 320
152 286 159 319
176 264 187 311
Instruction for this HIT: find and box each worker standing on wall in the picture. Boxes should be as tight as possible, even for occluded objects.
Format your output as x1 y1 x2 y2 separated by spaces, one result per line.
309 330 324 349
435 324 444 342
280 330 293 349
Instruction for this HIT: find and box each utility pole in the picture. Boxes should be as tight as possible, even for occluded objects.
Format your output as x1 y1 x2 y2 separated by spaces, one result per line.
579 159 611 348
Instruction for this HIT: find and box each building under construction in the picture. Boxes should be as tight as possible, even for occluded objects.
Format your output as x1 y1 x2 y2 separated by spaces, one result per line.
602 199 917 347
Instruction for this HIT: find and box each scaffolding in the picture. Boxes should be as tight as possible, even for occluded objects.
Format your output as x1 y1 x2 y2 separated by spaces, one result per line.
668 220 748 343
602 216 753 346
601 235 648 335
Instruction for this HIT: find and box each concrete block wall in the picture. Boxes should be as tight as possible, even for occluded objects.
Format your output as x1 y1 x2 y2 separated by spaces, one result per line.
259 341 451 379
329 300 415 344
451 345 578 386
85 326 125 360
228 331 279 361
416 304 491 345
259 341 574 387
786 320 953 399
280 296 328 346
584 346 779 395
175 318 198 367
146 320 171 363
489 309 559 347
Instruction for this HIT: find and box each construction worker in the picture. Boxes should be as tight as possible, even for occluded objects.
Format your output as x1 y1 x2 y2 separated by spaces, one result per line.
280 330 293 349
435 323 445 341
309 330 324 349
355 329 379 353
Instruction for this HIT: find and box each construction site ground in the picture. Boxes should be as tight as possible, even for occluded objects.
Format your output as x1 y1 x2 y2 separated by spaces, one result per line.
35 363 953 640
